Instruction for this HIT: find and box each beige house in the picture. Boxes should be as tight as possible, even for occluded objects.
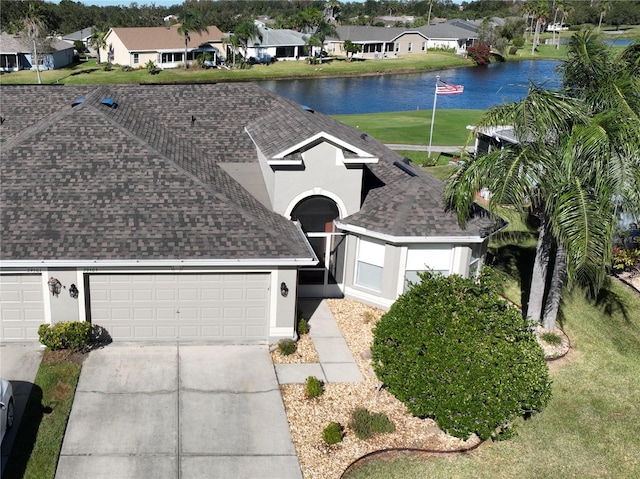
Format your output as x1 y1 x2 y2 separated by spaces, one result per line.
100 24 224 69
328 24 476 59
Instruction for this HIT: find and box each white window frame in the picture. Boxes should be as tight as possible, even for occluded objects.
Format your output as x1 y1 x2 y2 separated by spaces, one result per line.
355 238 385 292
133 53 139 65
408 42 413 53
421 41 427 52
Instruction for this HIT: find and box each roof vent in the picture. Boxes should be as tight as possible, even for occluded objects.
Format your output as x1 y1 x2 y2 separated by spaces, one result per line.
101 98 117 109
301 105 314 113
393 160 417 177
72 98 85 107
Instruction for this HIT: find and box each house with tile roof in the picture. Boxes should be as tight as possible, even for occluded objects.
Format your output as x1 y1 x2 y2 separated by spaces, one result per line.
99 24 224 69
0 83 498 344
327 24 477 59
0 32 74 72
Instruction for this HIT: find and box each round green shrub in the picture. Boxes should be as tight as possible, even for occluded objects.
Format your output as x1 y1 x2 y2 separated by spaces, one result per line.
371 269 551 441
38 321 91 351
278 338 297 356
541 331 563 346
322 421 344 445
305 375 324 398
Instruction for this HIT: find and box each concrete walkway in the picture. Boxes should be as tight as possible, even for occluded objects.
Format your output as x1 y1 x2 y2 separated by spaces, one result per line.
274 299 363 385
57 344 301 479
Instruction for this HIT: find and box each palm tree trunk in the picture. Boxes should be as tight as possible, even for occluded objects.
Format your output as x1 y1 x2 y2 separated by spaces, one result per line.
531 20 541 55
184 38 189 70
32 38 42 84
542 245 567 330
527 219 550 325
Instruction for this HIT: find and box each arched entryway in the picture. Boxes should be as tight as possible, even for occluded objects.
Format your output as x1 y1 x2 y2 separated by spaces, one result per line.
290 195 345 298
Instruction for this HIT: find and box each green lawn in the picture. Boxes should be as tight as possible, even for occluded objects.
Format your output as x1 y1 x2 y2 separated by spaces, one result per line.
3 352 82 479
333 110 484 146
345 251 640 479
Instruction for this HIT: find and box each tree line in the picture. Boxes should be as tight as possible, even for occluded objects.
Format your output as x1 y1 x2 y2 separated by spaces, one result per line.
2 1 639 38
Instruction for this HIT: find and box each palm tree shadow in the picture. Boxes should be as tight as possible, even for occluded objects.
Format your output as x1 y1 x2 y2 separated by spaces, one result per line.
593 277 636 324
488 237 536 309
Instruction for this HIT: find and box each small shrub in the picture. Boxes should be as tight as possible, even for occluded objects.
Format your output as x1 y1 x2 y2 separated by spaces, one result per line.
512 36 525 49
145 59 159 75
322 421 344 444
297 317 309 336
348 407 395 440
467 42 492 66
278 338 297 356
541 331 563 346
38 321 91 351
120 65 134 72
305 376 324 398
509 46 518 55
102 62 113 71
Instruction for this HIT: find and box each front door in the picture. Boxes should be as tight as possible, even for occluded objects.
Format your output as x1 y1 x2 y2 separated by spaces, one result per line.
290 196 345 298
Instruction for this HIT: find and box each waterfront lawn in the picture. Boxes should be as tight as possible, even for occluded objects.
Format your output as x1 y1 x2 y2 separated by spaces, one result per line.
333 110 484 146
344 244 640 479
0 53 470 85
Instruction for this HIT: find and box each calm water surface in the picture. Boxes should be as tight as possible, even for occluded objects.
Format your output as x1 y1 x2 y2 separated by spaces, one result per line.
257 60 562 114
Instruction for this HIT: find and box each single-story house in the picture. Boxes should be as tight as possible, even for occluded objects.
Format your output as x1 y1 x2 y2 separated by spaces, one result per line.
99 24 225 69
240 22 311 62
0 32 74 72
327 24 477 59
0 84 498 344
60 26 95 49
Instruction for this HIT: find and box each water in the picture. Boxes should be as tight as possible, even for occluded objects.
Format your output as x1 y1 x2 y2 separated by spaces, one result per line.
257 60 562 114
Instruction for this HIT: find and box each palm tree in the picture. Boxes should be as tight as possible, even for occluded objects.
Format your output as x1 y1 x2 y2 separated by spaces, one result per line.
598 0 611 33
530 0 548 55
22 3 46 84
222 34 240 69
89 29 107 64
177 9 208 70
446 34 640 331
233 20 262 61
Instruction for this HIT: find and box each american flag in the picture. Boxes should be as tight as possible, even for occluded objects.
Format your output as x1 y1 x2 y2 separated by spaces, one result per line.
436 80 464 95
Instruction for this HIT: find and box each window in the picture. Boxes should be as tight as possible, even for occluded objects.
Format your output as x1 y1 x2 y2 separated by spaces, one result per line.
469 244 483 278
408 42 413 53
395 43 399 52
356 238 385 291
133 53 139 64
404 246 452 291
421 41 427 52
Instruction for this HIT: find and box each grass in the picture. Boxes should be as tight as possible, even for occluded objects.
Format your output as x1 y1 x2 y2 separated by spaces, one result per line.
344 241 640 479
0 53 470 85
333 110 484 146
3 351 83 479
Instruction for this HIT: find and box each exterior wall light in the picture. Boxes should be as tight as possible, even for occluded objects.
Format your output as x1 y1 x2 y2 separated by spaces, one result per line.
69 283 79 299
48 277 62 297
280 282 289 297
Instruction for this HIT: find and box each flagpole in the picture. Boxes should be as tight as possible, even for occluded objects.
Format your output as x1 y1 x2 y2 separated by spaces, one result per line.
428 75 439 159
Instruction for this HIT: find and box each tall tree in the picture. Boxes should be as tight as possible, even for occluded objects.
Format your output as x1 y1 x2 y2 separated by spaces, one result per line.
22 2 47 85
233 20 262 60
529 0 549 54
446 33 640 331
89 29 107 64
598 0 611 32
177 9 208 70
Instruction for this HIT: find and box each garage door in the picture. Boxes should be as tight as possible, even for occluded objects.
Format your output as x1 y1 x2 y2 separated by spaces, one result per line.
0 274 45 342
89 273 270 342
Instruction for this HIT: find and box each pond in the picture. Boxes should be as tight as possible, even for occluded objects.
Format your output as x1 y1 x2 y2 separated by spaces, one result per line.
257 60 563 114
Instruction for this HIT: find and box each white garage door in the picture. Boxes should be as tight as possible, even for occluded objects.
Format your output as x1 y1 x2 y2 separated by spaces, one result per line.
0 274 45 342
89 273 270 342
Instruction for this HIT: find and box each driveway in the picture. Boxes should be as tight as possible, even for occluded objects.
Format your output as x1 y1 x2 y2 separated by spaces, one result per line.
56 344 302 479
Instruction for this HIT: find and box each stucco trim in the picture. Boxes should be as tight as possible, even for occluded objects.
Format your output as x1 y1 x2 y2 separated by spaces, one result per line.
335 222 486 244
271 131 377 162
284 188 349 219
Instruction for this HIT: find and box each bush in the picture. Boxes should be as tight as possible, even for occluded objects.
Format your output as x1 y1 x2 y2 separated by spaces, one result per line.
322 421 344 444
348 407 395 440
371 269 551 441
512 36 525 49
305 376 324 398
145 59 159 75
297 317 309 336
102 62 113 71
467 42 492 66
278 338 297 356
120 65 134 72
38 321 91 351
509 46 519 55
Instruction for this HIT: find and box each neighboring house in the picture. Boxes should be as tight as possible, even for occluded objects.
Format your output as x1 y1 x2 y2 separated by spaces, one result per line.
327 24 476 59
242 23 310 62
0 84 498 344
60 26 95 49
0 32 74 71
99 24 225 68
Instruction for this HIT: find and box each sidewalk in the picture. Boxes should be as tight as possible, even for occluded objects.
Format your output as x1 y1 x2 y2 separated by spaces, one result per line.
274 299 363 384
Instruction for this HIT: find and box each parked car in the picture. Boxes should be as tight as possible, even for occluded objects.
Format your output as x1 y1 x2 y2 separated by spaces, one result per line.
0 379 14 443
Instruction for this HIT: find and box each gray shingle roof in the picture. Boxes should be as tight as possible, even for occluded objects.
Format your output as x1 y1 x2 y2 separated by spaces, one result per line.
1 83 491 265
0 84 312 262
